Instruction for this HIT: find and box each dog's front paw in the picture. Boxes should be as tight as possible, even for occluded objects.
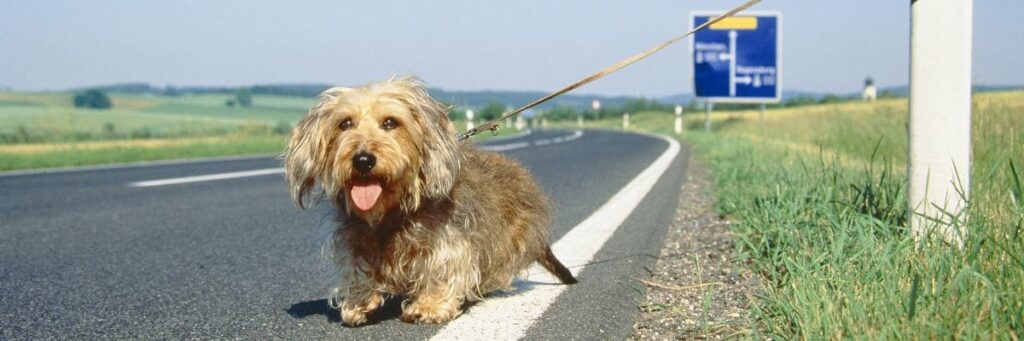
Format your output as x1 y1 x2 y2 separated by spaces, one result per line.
401 298 462 324
340 293 383 327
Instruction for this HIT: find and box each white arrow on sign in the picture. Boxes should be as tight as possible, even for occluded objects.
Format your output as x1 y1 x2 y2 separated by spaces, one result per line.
728 30 738 96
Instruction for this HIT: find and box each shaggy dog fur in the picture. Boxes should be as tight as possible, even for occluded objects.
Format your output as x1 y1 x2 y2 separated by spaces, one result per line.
283 77 576 326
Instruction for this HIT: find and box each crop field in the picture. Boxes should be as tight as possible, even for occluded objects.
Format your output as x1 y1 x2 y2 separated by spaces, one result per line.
0 91 522 171
565 91 1024 339
0 91 307 170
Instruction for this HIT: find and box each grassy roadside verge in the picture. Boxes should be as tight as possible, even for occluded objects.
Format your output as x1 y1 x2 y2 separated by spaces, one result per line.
0 134 289 171
561 91 1023 338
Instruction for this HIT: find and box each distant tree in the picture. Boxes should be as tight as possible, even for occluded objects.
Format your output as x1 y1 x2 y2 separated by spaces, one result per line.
72 89 112 109
783 94 819 107
544 105 579 121
225 99 237 107
478 101 505 121
102 122 116 136
623 98 670 113
819 94 844 104
163 85 181 97
235 87 253 107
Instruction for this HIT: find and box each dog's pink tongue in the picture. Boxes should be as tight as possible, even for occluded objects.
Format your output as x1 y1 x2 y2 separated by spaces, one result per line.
350 183 382 211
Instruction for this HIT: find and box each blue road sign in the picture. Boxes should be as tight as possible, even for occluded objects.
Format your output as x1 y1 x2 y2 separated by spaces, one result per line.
691 12 781 103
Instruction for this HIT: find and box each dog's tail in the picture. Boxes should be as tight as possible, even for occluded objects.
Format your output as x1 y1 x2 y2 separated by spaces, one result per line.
538 247 578 284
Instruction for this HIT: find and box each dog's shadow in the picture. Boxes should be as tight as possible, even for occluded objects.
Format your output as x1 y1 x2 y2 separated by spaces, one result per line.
286 297 405 326
284 281 550 326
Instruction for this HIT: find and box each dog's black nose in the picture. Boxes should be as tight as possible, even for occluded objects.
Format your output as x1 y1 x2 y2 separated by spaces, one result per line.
352 152 376 174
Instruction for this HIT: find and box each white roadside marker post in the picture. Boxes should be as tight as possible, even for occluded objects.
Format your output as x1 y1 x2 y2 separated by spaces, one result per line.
704 102 713 132
675 105 683 134
623 112 630 130
909 0 972 247
466 109 475 131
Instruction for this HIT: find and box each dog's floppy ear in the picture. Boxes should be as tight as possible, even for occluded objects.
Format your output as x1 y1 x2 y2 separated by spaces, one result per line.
283 87 352 208
396 77 460 200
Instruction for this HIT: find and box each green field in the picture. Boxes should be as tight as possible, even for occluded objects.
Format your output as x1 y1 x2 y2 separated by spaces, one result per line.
563 91 1024 339
0 91 522 171
0 91 304 170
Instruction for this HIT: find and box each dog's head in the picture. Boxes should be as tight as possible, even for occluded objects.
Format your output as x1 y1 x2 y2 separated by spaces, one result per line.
283 77 460 225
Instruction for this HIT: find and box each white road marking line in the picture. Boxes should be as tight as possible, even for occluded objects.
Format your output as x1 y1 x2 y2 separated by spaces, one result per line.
492 128 533 141
128 168 284 187
432 133 680 341
480 130 582 152
481 141 531 152
128 131 582 187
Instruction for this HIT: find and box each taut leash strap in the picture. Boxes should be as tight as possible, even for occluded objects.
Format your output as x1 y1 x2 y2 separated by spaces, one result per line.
457 0 762 141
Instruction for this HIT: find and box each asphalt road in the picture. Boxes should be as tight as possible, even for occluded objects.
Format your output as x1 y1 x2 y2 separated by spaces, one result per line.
0 129 689 340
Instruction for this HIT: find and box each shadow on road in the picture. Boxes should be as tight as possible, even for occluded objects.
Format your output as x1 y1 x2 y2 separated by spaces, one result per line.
286 297 405 326
285 252 658 324
287 299 341 323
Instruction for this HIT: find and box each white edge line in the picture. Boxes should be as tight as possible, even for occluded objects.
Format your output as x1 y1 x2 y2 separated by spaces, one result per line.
432 133 680 340
129 168 284 187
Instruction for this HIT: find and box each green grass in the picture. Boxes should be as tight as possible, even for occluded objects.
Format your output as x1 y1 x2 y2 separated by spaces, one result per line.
557 91 1024 339
141 99 307 123
0 134 288 170
0 91 303 170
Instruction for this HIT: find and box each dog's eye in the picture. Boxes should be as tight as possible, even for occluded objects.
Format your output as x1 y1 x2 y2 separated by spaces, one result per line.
339 119 353 131
381 117 399 131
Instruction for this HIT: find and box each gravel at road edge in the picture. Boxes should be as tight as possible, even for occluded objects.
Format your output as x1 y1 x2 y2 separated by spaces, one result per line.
631 158 761 340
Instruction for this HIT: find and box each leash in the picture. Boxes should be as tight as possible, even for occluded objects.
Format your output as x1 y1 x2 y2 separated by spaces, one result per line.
457 0 762 141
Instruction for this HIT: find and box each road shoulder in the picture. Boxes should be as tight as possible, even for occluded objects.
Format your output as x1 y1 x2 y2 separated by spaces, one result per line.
631 157 761 339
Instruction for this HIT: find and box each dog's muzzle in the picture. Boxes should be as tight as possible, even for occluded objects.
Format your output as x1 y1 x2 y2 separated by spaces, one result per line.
352 152 377 174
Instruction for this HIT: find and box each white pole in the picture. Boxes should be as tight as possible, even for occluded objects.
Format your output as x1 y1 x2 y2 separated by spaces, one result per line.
704 102 713 132
622 112 630 130
466 109 475 131
759 103 766 121
506 106 513 129
909 0 972 247
674 105 683 135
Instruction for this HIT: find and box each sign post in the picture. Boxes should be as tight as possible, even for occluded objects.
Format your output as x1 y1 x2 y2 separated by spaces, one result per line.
466 109 475 131
691 12 781 130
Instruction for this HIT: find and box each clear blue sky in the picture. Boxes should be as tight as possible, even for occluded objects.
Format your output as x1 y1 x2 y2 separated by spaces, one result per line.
1 1 1021 97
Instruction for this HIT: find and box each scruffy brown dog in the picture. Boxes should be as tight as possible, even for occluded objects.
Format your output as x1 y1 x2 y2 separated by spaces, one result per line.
283 77 576 326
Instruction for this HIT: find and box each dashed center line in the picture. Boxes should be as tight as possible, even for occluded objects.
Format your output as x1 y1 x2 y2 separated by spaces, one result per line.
480 130 583 152
128 168 284 187
128 131 584 188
